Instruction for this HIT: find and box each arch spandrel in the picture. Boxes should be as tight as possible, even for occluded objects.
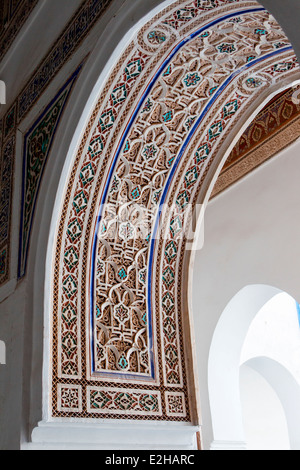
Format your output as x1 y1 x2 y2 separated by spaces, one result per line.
51 0 300 424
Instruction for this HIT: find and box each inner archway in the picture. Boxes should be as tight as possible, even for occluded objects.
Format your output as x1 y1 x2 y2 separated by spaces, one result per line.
208 284 282 449
208 287 300 450
192 133 300 449
240 362 290 451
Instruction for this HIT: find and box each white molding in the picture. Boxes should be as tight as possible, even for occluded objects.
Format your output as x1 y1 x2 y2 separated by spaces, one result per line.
24 420 199 450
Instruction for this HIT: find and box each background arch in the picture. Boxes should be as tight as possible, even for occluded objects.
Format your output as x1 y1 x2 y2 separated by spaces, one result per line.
208 284 282 449
243 357 300 450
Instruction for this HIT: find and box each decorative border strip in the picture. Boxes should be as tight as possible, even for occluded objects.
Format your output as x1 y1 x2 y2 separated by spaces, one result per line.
17 0 113 122
211 113 300 197
0 0 114 287
18 65 83 279
0 0 39 62
0 136 15 284
87 386 163 416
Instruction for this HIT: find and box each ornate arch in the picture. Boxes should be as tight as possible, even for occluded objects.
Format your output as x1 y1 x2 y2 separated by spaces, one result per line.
50 0 300 424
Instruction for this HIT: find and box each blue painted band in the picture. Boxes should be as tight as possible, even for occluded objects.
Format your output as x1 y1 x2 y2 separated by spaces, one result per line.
90 6 293 378
147 44 293 334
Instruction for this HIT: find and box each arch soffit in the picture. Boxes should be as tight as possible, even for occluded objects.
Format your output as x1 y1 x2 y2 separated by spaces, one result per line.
50 0 300 424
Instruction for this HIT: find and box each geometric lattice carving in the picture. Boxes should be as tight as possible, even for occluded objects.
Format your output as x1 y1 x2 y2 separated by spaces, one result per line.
52 0 300 423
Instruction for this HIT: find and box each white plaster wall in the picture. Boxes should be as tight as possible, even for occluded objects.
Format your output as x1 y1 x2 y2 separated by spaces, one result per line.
0 281 26 450
192 138 300 449
241 293 300 382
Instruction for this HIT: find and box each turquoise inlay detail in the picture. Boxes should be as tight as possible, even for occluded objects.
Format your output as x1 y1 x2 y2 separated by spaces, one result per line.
273 62 293 72
125 59 143 80
163 64 172 76
88 135 104 159
118 267 127 280
229 17 242 23
223 99 239 118
143 144 158 161
119 356 128 369
185 117 196 130
170 215 183 237
165 241 177 264
195 143 210 163
100 221 107 235
167 155 175 167
184 72 201 87
163 111 173 122
148 31 166 44
274 42 287 49
255 28 267 35
176 190 189 210
184 166 198 188
209 121 223 140
209 86 219 95
96 306 101 318
73 190 88 214
162 266 175 288
99 109 115 132
79 162 95 187
246 77 263 88
64 246 79 270
131 186 141 200
217 43 236 54
111 84 128 105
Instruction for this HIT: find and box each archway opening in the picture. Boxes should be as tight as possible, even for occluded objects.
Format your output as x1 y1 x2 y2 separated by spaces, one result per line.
208 287 300 450
25 0 300 450
240 363 290 451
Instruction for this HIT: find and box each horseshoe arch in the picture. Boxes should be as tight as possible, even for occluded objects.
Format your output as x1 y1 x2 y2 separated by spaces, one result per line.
42 0 300 448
